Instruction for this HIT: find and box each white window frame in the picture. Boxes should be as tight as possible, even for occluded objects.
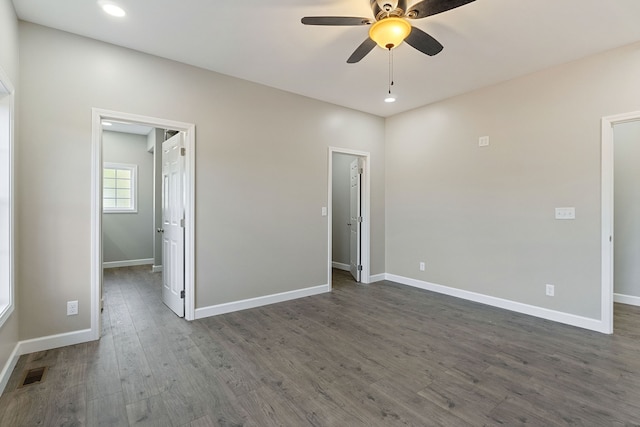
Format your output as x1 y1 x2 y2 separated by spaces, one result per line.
103 162 138 213
0 67 15 329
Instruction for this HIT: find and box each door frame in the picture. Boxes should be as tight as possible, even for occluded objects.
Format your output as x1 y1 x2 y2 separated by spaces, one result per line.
328 147 371 288
601 110 640 335
91 108 196 340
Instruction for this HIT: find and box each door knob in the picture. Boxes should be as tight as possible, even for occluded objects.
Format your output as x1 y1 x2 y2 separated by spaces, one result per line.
157 228 164 233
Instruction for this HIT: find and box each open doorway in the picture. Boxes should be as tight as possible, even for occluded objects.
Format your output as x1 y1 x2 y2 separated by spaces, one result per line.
601 111 640 334
101 122 156 271
91 109 196 341
328 147 371 289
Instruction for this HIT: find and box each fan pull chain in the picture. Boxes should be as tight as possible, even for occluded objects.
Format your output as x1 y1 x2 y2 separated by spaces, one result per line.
388 47 394 94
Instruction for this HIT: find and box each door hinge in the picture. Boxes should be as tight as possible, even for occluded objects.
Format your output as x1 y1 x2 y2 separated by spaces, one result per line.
180 147 186 156
357 216 363 223
180 218 185 227
359 168 363 174
357 265 363 271
180 290 185 299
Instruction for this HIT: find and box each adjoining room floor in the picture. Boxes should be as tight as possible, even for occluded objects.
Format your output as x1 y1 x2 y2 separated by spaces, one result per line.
1 266 640 426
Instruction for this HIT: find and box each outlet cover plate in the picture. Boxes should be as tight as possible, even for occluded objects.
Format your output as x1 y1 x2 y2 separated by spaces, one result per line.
67 300 78 316
545 284 555 297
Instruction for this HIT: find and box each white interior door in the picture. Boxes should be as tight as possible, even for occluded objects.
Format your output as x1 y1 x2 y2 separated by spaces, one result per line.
349 158 362 282
161 133 185 317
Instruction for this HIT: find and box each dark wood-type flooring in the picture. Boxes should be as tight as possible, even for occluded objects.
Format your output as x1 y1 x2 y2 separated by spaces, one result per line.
1 266 640 426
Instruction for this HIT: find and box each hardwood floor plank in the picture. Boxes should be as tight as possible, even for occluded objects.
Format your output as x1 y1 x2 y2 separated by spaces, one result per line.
43 383 87 427
87 391 129 427
86 334 123 401
126 394 172 427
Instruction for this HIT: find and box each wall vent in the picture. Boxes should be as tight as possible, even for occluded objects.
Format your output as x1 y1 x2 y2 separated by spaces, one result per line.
18 366 48 388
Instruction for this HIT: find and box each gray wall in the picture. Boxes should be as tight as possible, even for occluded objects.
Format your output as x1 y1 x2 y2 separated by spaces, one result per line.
102 130 154 264
614 120 640 298
332 153 357 267
386 40 640 320
149 129 163 269
0 0 18 381
17 22 385 339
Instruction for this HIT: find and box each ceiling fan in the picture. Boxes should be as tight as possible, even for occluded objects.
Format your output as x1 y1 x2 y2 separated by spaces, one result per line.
301 0 476 63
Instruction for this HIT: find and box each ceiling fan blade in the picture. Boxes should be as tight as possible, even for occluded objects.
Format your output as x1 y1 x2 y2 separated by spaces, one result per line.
347 38 377 63
405 27 444 56
301 16 372 26
406 0 476 19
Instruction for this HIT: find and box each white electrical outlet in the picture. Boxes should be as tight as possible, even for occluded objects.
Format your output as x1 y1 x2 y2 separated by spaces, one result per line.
67 300 78 316
545 284 555 297
419 262 425 271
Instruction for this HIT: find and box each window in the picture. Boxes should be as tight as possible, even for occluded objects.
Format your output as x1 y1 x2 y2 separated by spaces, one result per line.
103 163 137 213
0 74 14 329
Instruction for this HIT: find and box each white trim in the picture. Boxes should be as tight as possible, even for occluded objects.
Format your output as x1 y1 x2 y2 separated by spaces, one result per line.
17 329 94 355
151 265 163 273
195 284 330 319
385 274 609 333
369 273 386 283
103 258 154 269
0 344 19 395
328 147 372 290
601 111 640 335
92 109 196 343
0 66 15 330
614 293 640 307
332 262 350 271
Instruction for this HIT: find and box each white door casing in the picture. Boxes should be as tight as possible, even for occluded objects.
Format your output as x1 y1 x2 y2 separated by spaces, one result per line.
327 147 371 290
349 158 362 282
92 109 196 340
162 133 185 317
601 110 640 335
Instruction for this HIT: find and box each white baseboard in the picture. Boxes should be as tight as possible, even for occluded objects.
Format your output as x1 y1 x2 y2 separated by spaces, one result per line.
17 329 95 355
0 328 95 395
103 258 154 269
385 274 608 334
151 265 163 273
332 262 350 271
195 284 331 319
614 293 640 307
0 344 20 395
369 273 386 283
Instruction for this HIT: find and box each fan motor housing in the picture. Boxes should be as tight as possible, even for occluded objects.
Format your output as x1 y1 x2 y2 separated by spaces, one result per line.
371 0 407 18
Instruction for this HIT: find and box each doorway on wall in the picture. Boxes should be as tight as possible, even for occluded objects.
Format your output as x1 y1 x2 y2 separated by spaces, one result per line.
602 111 640 334
91 109 196 340
328 148 371 289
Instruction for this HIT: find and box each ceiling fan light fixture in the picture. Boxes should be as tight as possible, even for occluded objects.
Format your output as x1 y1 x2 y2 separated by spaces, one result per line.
368 17 411 49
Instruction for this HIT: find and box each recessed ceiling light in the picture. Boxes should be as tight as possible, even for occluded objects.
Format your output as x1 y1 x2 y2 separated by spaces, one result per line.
101 3 126 17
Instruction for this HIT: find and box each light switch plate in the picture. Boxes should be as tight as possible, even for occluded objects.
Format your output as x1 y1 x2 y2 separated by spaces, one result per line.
555 207 576 220
321 207 327 217
479 136 489 147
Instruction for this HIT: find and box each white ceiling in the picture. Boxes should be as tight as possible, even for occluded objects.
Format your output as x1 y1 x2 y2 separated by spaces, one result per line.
12 0 640 117
102 120 153 135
